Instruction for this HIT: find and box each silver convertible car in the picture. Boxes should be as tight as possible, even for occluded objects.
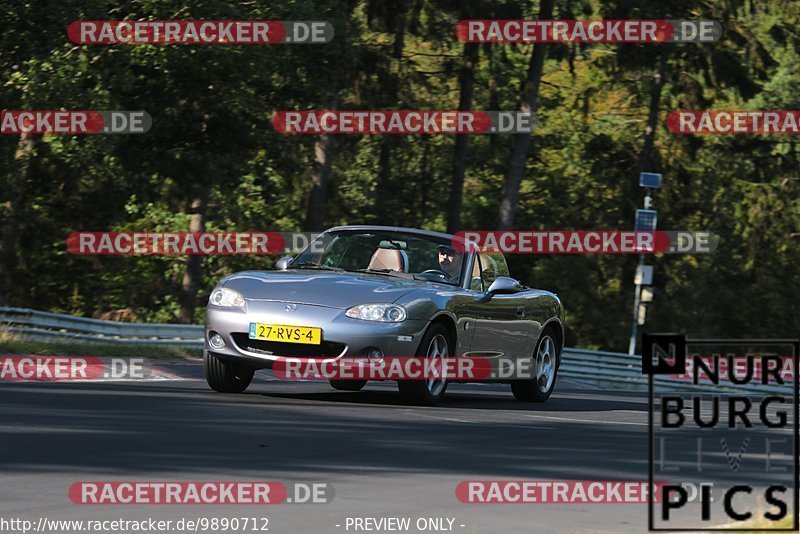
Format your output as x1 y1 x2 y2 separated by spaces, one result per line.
204 225 565 405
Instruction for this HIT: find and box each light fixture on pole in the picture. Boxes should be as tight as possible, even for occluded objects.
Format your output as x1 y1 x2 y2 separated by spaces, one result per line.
628 172 661 355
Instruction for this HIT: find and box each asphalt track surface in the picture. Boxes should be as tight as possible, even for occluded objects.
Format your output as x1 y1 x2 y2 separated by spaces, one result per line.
0 363 794 533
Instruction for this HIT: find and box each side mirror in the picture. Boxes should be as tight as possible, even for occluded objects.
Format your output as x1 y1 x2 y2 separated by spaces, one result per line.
476 276 523 303
275 256 294 270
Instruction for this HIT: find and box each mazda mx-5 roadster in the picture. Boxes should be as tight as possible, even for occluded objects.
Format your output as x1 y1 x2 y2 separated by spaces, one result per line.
204 225 565 405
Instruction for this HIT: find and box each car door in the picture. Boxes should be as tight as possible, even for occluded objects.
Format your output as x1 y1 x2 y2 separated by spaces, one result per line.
465 253 533 362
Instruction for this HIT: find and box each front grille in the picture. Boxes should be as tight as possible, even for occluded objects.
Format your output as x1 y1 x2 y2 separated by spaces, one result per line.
231 333 346 358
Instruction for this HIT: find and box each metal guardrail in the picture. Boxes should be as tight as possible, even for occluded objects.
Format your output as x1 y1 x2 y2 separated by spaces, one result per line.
0 307 203 347
0 307 791 393
561 347 643 388
561 347 792 394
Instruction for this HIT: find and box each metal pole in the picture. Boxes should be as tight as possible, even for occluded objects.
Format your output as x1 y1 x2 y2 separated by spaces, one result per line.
628 254 644 355
628 188 653 355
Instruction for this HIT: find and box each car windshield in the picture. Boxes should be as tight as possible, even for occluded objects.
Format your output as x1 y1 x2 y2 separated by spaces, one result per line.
290 230 464 286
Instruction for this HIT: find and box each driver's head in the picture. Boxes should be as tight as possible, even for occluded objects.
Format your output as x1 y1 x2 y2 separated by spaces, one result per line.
437 245 462 279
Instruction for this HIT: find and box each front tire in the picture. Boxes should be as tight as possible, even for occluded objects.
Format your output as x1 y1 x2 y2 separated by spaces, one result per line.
398 323 451 406
511 330 559 402
329 379 367 391
204 351 255 393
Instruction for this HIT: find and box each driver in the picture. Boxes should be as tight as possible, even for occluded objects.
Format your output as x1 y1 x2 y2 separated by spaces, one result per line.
436 245 463 282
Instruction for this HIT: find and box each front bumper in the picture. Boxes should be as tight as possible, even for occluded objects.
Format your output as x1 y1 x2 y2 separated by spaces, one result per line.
204 300 429 369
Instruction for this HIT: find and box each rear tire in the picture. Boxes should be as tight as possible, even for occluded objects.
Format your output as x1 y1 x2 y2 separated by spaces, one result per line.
329 379 367 391
398 323 451 406
204 351 255 393
511 329 559 402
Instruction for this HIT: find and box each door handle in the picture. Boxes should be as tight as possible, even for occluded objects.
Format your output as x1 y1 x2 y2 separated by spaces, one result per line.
516 307 526 318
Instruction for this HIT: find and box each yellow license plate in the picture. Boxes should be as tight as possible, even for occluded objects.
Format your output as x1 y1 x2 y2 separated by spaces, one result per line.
249 323 322 345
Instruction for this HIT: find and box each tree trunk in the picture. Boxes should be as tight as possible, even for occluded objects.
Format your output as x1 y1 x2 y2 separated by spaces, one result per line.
374 0 407 221
0 197 17 305
0 133 40 305
375 137 394 222
305 133 335 231
488 43 500 156
639 53 667 172
447 42 479 234
179 188 209 324
497 0 554 230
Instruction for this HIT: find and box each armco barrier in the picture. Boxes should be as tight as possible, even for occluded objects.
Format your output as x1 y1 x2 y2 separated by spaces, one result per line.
559 347 644 389
560 347 793 394
0 307 203 347
0 308 791 393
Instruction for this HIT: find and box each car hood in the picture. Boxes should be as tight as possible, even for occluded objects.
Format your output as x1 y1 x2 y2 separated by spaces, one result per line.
220 270 424 309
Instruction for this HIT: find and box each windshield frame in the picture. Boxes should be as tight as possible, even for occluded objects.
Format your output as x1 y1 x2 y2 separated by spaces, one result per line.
289 229 469 287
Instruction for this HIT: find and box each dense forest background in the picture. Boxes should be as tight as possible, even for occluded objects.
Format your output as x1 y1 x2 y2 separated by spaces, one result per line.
1 0 798 350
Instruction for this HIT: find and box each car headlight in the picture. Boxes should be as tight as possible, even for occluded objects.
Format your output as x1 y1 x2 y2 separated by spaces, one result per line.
345 303 407 322
209 288 245 308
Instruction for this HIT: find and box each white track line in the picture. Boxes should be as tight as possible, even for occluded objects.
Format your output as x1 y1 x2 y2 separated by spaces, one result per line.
518 413 647 426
